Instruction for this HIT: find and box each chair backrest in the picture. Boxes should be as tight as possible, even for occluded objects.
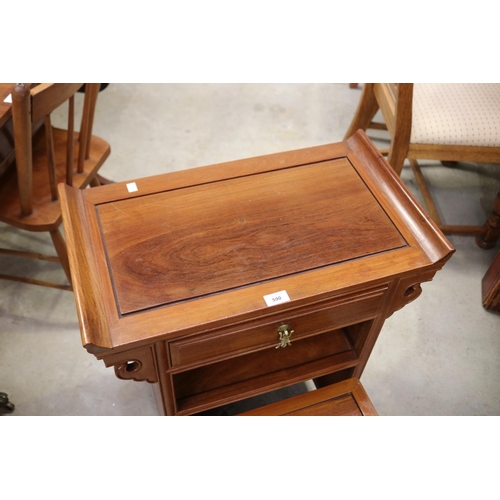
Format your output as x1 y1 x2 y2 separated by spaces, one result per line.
373 83 413 139
370 83 414 171
11 83 100 216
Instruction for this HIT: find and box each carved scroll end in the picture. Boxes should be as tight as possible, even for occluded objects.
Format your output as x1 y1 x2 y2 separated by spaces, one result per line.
399 282 423 305
114 359 157 383
102 346 158 384
388 273 436 317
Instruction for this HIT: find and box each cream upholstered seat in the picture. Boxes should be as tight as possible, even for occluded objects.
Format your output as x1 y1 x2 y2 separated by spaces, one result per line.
411 84 500 146
344 83 500 249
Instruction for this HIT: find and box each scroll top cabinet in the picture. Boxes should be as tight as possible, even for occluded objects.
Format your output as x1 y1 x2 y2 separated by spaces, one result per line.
59 131 454 416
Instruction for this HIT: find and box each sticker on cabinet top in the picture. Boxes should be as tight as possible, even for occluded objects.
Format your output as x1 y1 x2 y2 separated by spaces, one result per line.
126 182 138 193
263 290 290 307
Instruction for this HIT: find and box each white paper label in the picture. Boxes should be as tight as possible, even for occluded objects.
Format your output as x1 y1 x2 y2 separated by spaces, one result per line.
126 182 138 193
263 290 290 307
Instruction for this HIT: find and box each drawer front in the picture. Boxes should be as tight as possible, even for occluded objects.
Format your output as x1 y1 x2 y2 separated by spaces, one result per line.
169 285 388 369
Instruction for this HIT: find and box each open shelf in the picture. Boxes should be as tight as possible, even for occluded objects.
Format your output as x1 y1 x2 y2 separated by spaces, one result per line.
172 327 359 415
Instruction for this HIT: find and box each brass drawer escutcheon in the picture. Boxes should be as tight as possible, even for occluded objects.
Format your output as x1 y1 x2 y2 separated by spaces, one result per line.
276 324 294 349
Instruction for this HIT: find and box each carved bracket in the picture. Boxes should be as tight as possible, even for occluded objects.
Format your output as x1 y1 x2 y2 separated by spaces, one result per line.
100 346 158 383
388 272 436 317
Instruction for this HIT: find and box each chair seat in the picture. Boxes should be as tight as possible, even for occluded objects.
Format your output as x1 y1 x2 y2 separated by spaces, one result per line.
411 84 500 147
0 126 110 232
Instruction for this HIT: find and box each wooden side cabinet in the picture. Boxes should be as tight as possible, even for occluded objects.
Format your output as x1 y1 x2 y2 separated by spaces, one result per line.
59 131 454 416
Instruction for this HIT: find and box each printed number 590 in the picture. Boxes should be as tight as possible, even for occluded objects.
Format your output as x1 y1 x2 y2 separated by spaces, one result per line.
263 290 290 307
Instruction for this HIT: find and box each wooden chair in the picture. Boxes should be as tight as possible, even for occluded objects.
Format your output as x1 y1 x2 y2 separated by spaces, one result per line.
0 83 111 290
344 83 500 249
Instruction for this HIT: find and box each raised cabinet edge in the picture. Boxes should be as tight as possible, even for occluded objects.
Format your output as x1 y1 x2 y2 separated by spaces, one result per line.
82 142 351 205
58 183 113 351
345 130 455 267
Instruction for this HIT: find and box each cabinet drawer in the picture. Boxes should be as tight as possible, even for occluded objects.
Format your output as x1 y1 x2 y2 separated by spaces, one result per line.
169 285 387 369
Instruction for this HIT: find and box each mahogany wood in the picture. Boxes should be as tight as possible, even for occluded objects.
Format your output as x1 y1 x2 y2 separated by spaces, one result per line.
1 84 111 183
97 160 403 314
0 84 42 180
77 84 98 173
44 114 58 201
169 287 386 368
409 158 442 225
50 227 71 283
482 248 500 312
12 83 33 215
0 83 15 128
59 131 454 415
174 329 353 397
345 83 500 247
0 117 15 179
66 95 74 186
477 190 500 249
239 378 378 416
30 84 82 123
175 351 359 415
0 83 110 289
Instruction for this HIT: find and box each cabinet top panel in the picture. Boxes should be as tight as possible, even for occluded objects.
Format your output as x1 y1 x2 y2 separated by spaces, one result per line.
97 158 406 314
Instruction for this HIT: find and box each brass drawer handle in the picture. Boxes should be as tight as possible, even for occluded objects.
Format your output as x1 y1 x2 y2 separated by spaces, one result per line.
276 324 294 349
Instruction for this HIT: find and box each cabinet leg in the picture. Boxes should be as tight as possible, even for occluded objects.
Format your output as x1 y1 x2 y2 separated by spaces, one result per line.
154 341 176 416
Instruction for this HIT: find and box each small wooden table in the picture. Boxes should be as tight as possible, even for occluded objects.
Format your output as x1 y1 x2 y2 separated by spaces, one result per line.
239 378 377 416
59 131 454 416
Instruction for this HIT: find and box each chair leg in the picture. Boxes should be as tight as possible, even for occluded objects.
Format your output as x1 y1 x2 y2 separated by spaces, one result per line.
89 175 101 187
344 83 379 140
476 190 500 249
50 228 72 286
388 109 412 175
409 159 442 225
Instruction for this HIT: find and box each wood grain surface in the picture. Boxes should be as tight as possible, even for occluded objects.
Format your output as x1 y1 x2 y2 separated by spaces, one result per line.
97 158 406 313
239 377 378 416
59 131 455 415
